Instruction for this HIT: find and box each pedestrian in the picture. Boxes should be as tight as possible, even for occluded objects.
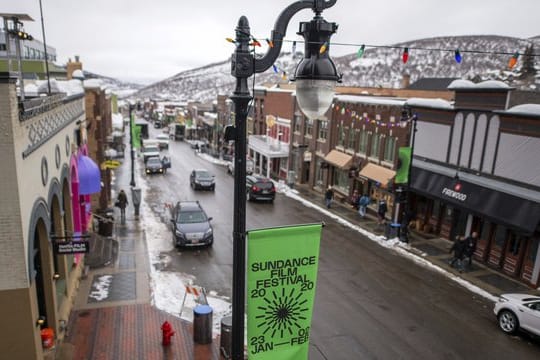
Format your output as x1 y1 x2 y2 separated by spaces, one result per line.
377 198 387 227
116 189 128 223
325 186 334 209
464 232 479 269
358 193 370 218
351 190 359 210
449 235 467 272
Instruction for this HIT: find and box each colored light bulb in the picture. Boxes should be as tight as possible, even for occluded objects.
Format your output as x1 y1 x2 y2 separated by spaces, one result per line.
402 47 409 64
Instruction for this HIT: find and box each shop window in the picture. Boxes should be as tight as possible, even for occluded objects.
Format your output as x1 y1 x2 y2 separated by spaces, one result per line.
508 233 522 256
432 200 441 218
494 226 508 247
334 169 350 193
527 236 540 262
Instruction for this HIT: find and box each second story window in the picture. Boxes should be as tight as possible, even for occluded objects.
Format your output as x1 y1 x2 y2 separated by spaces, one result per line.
357 130 368 154
294 114 301 133
370 133 380 158
383 136 396 162
318 120 328 140
304 118 313 137
338 125 346 147
347 128 357 150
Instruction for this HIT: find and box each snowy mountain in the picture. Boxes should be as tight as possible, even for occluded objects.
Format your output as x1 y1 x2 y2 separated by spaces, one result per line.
133 35 539 102
83 70 143 98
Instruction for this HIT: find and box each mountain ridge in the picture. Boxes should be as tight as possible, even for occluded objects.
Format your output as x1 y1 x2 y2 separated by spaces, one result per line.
132 35 539 102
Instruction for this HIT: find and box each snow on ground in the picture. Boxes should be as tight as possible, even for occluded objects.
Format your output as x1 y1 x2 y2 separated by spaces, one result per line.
88 275 113 302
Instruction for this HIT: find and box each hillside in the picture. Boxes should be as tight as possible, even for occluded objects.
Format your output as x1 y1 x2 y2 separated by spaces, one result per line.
133 35 540 102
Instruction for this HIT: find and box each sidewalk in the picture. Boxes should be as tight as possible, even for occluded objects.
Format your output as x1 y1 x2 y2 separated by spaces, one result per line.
53 160 222 360
293 184 539 297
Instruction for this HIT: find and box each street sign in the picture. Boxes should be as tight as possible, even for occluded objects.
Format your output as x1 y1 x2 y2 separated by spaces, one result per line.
101 160 121 169
53 240 90 255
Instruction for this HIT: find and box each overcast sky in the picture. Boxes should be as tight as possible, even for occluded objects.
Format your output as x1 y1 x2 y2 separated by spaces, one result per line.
2 0 539 84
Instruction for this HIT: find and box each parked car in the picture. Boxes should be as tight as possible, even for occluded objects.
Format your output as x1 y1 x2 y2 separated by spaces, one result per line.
190 169 215 191
227 158 254 175
170 201 213 247
246 175 275 202
493 293 540 336
190 140 207 151
145 156 165 175
155 134 169 150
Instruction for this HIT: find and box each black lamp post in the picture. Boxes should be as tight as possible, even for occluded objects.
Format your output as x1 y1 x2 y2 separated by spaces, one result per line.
229 1 340 358
400 105 418 242
129 103 136 187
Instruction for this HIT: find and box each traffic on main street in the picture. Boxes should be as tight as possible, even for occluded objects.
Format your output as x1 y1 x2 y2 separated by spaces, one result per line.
134 124 539 359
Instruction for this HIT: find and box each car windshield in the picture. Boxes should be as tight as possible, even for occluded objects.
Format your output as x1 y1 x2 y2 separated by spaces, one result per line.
196 171 212 179
177 211 207 224
147 158 161 165
156 135 168 140
144 146 159 152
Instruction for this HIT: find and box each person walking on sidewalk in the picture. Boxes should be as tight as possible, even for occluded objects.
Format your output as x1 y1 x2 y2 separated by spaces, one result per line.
116 189 128 223
464 232 478 270
449 235 467 272
325 186 334 209
377 198 387 227
358 193 370 218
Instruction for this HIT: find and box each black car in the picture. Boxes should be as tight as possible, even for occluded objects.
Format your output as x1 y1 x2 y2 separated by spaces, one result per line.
190 169 215 191
246 175 275 202
145 156 165 174
170 201 213 247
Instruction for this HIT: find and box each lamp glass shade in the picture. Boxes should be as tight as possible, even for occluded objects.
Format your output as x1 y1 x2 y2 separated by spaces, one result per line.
296 79 335 119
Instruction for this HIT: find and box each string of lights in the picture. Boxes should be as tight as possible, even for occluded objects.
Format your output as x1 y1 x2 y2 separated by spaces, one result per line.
226 35 539 72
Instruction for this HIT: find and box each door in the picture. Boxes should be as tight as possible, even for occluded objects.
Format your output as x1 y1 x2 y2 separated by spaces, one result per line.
488 225 508 268
502 231 527 276
520 233 540 287
472 217 490 261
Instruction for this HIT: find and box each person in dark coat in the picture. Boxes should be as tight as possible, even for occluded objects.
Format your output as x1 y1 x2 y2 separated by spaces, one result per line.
449 235 467 272
358 193 370 218
325 187 334 209
377 199 387 226
116 189 128 222
464 232 478 268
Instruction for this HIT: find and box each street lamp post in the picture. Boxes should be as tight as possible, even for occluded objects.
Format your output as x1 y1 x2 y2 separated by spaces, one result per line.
129 103 136 187
229 1 340 358
400 106 418 242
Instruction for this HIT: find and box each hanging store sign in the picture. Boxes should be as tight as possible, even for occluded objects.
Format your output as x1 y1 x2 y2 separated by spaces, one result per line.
247 223 322 360
53 240 90 255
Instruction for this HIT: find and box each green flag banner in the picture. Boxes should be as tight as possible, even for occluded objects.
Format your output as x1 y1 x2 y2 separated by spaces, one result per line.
395 147 411 184
130 113 141 149
247 223 322 360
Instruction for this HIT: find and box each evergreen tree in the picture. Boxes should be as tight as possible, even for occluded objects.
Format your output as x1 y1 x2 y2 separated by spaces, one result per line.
519 44 537 80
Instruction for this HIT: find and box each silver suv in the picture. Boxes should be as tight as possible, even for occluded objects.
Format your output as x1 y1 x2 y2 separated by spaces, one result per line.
170 201 213 247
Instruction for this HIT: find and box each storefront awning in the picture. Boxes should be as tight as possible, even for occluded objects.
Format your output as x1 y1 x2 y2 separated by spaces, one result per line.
324 150 352 169
411 167 540 234
358 163 396 187
78 155 101 195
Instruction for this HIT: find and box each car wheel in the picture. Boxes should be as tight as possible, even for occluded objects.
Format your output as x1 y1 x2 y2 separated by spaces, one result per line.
498 310 519 334
211 185 215 191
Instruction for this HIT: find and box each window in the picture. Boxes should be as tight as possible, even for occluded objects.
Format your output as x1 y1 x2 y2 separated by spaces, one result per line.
334 169 350 193
508 233 522 256
370 133 380 158
357 131 368 153
494 226 507 247
527 236 539 262
318 120 328 140
294 114 301 133
338 125 346 147
383 136 396 162
0 43 7 51
304 118 313 137
347 128 357 150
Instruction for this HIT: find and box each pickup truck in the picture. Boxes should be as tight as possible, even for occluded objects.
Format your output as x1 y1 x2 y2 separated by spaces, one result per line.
142 140 160 162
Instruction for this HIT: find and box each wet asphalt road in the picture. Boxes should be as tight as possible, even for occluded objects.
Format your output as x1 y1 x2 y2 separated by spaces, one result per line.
140 127 540 359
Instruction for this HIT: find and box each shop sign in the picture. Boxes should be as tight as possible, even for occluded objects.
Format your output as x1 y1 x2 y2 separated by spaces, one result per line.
53 241 90 255
442 187 467 202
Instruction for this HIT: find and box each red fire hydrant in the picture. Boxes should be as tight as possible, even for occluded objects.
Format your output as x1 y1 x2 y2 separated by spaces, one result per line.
161 321 175 346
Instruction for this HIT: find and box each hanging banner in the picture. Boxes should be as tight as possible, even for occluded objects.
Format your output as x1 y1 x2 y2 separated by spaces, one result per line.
247 223 322 360
395 146 411 184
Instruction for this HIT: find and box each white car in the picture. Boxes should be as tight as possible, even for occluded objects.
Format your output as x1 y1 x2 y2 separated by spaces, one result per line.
227 158 254 175
493 293 540 336
155 134 169 150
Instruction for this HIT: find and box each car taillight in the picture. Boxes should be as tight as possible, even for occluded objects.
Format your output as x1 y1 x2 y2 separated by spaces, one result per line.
270 187 275 192
252 185 260 192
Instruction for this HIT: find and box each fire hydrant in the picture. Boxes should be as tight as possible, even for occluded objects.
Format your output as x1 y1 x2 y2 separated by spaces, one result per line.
161 321 175 346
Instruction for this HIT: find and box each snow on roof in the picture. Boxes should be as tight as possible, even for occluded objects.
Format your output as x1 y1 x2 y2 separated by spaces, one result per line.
405 98 453 110
83 78 106 90
36 78 84 96
72 69 85 80
335 94 406 107
448 79 512 90
498 104 540 117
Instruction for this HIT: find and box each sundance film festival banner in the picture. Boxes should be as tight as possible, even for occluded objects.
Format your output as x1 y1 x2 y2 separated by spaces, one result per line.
247 223 322 360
